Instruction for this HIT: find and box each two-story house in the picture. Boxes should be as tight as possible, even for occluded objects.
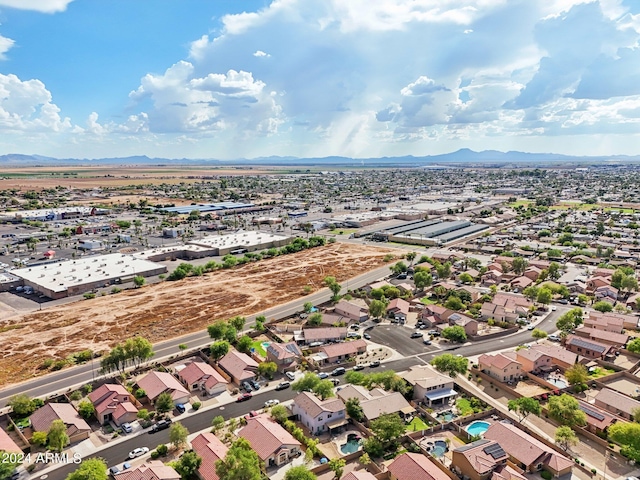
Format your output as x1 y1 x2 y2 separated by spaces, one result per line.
291 391 347 435
266 342 303 373
478 353 522 383
401 365 457 407
88 383 139 426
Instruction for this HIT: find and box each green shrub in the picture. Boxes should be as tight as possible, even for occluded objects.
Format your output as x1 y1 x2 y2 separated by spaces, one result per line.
541 471 553 480
156 444 168 456
192 401 201 411
150 450 160 460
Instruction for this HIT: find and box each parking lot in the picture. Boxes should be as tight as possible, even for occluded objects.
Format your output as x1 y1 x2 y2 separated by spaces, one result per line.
367 323 441 356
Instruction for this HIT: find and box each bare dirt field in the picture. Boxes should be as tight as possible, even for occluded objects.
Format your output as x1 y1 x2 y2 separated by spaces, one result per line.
0 243 400 387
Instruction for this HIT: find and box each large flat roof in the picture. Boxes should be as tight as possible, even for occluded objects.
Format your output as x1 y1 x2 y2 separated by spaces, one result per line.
12 253 164 293
160 202 255 214
2 206 108 218
188 231 291 249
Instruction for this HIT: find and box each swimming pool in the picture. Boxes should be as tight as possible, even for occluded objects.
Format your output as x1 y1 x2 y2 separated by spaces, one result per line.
340 439 361 454
436 411 456 423
547 377 568 389
466 421 490 437
261 341 270 349
432 440 448 457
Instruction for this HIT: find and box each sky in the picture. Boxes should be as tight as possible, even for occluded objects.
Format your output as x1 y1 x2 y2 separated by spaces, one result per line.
0 0 639 160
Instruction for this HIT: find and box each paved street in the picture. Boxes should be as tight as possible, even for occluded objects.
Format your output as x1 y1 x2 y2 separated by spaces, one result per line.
367 325 441 356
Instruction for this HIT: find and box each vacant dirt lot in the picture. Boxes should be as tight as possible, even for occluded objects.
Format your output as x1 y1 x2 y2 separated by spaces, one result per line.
0 243 400 387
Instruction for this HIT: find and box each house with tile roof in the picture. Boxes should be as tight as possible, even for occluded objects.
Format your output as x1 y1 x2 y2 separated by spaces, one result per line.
238 414 301 467
484 422 573 477
315 339 367 364
115 460 180 480
342 471 377 480
88 383 139 426
334 300 369 322
576 399 616 435
191 432 228 480
528 344 583 369
388 452 451 480
594 388 640 421
336 385 415 423
583 312 630 332
291 391 347 435
451 439 509 480
177 360 228 396
0 426 22 453
136 371 191 406
573 327 628 348
401 365 457 407
478 353 522 383
217 350 259 384
564 335 612 359
298 327 348 345
266 341 303 373
387 298 411 322
29 403 91 444
515 348 553 374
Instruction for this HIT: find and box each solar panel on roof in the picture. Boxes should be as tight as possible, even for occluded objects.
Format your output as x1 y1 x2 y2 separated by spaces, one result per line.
569 337 607 353
580 405 606 421
456 439 489 452
483 443 506 459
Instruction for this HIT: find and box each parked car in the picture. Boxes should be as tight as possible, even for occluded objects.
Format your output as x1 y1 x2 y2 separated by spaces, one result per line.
121 422 133 433
237 392 252 402
331 367 346 376
548 334 561 342
330 378 340 386
369 361 381 368
347 332 361 339
265 399 281 407
410 331 423 338
109 467 121 476
276 381 290 390
396 273 408 280
527 324 535 330
352 365 365 371
428 330 441 336
150 419 172 433
317 372 329 379
285 371 296 381
241 381 252 392
249 379 260 391
176 403 186 414
244 410 259 420
423 340 432 345
363 333 371 340
128 447 149 459
349 324 360 330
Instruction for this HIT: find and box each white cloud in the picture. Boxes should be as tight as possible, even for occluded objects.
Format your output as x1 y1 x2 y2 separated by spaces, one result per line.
0 73 72 132
0 34 15 59
0 0 74 13
253 50 270 57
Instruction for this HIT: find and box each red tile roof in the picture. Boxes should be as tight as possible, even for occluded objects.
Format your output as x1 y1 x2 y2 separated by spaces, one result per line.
479 353 520 370
320 339 367 359
0 426 21 453
137 371 190 402
116 461 180 480
342 471 377 480
218 350 259 381
192 432 228 480
88 383 130 404
29 403 91 435
388 452 451 480
178 361 227 388
238 414 300 461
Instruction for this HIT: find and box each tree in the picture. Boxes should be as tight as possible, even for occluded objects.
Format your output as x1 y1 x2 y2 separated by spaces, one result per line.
173 450 202 480
223 326 237 343
236 335 253 354
369 299 387 319
359 452 372 468
257 361 277 380
169 422 189 449
215 437 264 480
536 287 552 305
370 413 405 445
459 273 474 285
433 285 447 301
8 394 37 416
406 252 417 264
125 336 154 367
211 415 226 433
345 397 364 422
531 329 548 340
137 409 150 421
207 322 228 340
292 372 321 392
285 465 317 480
314 380 336 400
548 262 562 280
77 400 95 419
228 316 246 333
155 392 174 414
523 285 539 303
431 353 468 377
270 404 289 424
608 422 640 461
413 270 432 290
308 312 323 326
627 338 640 354
565 364 588 390
444 296 465 311
555 426 578 452
210 341 230 362
593 301 613 313
133 275 146 288
390 261 408 275
324 276 342 301
507 397 541 423
512 257 529 275
436 262 452 279
0 450 20 480
65 458 108 480
48 419 69 452
303 302 314 313
441 325 467 343
612 269 626 289
548 394 587 427
328 458 346 479
622 275 639 293
556 308 583 332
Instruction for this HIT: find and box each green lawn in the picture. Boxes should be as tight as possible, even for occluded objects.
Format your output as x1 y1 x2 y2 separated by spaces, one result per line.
420 297 437 305
507 200 533 208
588 367 615 379
406 417 429 432
550 203 600 211
329 228 359 235
251 340 268 357
456 398 474 416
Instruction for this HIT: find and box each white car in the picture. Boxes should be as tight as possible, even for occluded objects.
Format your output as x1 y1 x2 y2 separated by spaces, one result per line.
128 447 149 459
264 399 280 408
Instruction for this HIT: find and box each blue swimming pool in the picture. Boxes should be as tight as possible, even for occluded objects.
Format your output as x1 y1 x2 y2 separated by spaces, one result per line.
547 377 568 389
432 440 448 457
466 421 490 437
340 439 361 454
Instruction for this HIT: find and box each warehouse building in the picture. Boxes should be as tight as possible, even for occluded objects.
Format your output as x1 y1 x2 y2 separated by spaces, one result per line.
0 206 109 222
368 219 489 246
12 254 167 299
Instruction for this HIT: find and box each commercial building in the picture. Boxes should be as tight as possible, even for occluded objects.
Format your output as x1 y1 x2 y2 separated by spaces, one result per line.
0 206 109 222
369 219 489 246
12 253 167 299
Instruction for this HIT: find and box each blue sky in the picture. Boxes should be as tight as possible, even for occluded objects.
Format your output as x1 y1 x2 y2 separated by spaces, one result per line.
0 0 639 159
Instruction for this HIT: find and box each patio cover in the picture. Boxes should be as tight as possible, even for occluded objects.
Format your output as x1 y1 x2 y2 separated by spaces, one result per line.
425 388 457 402
326 418 349 429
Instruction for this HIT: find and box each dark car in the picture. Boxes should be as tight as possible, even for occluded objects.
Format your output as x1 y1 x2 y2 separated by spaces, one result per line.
176 403 186 414
428 330 441 337
275 382 290 390
369 361 381 368
150 419 172 433
249 379 260 391
237 392 253 402
241 381 252 392
363 333 371 340
423 339 432 345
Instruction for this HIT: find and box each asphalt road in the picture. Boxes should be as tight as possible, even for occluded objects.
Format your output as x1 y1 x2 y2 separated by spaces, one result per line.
0 264 393 407
368 326 441 356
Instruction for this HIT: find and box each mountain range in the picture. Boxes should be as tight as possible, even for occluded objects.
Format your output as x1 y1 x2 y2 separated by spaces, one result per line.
1 149 639 167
